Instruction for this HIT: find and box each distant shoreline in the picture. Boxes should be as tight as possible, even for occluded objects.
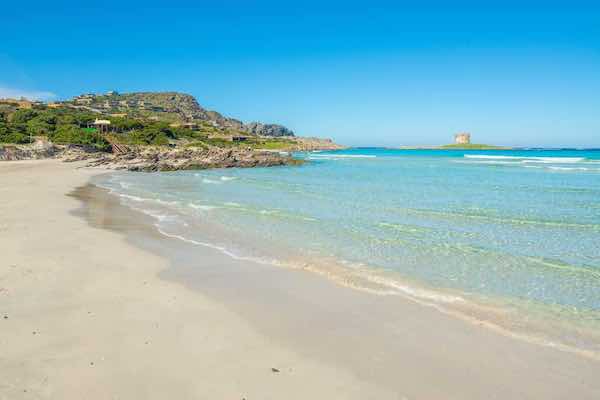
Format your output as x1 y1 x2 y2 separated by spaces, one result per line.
388 144 512 150
351 146 600 151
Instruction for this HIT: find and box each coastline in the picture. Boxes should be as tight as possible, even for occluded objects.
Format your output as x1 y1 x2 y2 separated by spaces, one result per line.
2 160 600 399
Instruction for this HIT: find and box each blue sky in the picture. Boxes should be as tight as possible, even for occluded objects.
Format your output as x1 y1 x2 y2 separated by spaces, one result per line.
2 1 599 147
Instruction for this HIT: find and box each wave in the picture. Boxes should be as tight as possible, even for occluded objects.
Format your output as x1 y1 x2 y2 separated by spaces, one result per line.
465 155 586 163
115 193 180 207
522 159 586 164
453 160 521 166
188 203 218 211
547 166 599 172
377 222 430 234
308 154 377 159
202 178 222 184
220 176 237 181
155 227 280 266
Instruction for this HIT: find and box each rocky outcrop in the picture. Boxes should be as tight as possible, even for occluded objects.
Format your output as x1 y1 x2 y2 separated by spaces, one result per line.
0 142 59 161
62 145 302 172
243 122 294 137
288 137 347 151
1 142 302 171
90 92 296 137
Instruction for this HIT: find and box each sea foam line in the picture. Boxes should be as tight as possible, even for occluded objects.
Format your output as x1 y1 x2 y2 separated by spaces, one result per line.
465 155 586 163
308 154 377 158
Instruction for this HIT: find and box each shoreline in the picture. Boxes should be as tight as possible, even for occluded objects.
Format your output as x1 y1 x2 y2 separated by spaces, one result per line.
2 160 600 399
93 165 600 362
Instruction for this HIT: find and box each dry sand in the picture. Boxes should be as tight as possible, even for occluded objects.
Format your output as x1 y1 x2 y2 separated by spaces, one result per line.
1 159 599 399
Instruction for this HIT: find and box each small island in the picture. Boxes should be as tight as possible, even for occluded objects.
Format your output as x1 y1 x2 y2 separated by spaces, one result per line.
439 143 509 150
439 132 509 149
396 132 510 150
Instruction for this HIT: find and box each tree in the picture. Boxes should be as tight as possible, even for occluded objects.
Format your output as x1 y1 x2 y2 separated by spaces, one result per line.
0 122 30 144
110 117 144 132
51 124 109 150
11 109 38 124
27 112 57 137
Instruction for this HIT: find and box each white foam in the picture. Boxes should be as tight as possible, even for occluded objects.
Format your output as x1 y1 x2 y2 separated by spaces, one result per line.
309 154 376 159
125 205 173 222
202 178 222 184
118 193 146 202
358 273 465 303
220 176 237 181
259 209 278 215
521 158 585 164
453 160 517 165
188 203 218 211
117 193 178 207
465 155 586 163
547 166 595 171
155 228 277 266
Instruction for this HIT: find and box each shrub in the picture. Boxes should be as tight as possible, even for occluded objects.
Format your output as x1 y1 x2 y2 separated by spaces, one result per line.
0 123 31 143
50 125 110 150
11 109 38 124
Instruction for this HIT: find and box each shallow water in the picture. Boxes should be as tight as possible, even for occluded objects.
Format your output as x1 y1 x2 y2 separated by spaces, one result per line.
95 148 600 355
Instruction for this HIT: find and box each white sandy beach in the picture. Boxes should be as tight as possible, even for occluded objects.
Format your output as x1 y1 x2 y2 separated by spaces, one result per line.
2 160 600 399
1 160 391 399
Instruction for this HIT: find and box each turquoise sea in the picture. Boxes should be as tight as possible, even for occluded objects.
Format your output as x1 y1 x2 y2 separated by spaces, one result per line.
97 148 600 355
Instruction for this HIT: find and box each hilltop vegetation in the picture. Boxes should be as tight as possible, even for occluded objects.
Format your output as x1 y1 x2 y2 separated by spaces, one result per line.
0 106 109 149
0 103 331 151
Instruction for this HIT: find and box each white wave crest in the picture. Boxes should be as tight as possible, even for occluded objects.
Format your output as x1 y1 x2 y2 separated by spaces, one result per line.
465 155 586 163
188 203 218 211
309 154 377 159
117 193 178 207
202 178 222 184
547 166 597 171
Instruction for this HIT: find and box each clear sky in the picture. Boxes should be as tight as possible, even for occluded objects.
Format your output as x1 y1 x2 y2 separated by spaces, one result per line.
2 0 599 147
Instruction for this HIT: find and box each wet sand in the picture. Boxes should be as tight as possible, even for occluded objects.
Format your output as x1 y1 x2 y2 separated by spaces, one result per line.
2 159 599 399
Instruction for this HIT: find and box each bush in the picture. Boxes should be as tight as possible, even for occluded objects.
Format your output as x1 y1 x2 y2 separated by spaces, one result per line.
126 129 170 145
11 109 38 124
0 123 31 143
50 125 110 150
122 123 178 145
27 114 56 136
110 117 144 132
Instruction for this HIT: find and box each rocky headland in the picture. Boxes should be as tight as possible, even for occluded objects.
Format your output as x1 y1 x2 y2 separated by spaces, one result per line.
1 90 345 170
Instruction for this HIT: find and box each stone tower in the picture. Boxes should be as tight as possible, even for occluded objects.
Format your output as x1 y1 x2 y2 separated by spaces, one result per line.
454 132 471 145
